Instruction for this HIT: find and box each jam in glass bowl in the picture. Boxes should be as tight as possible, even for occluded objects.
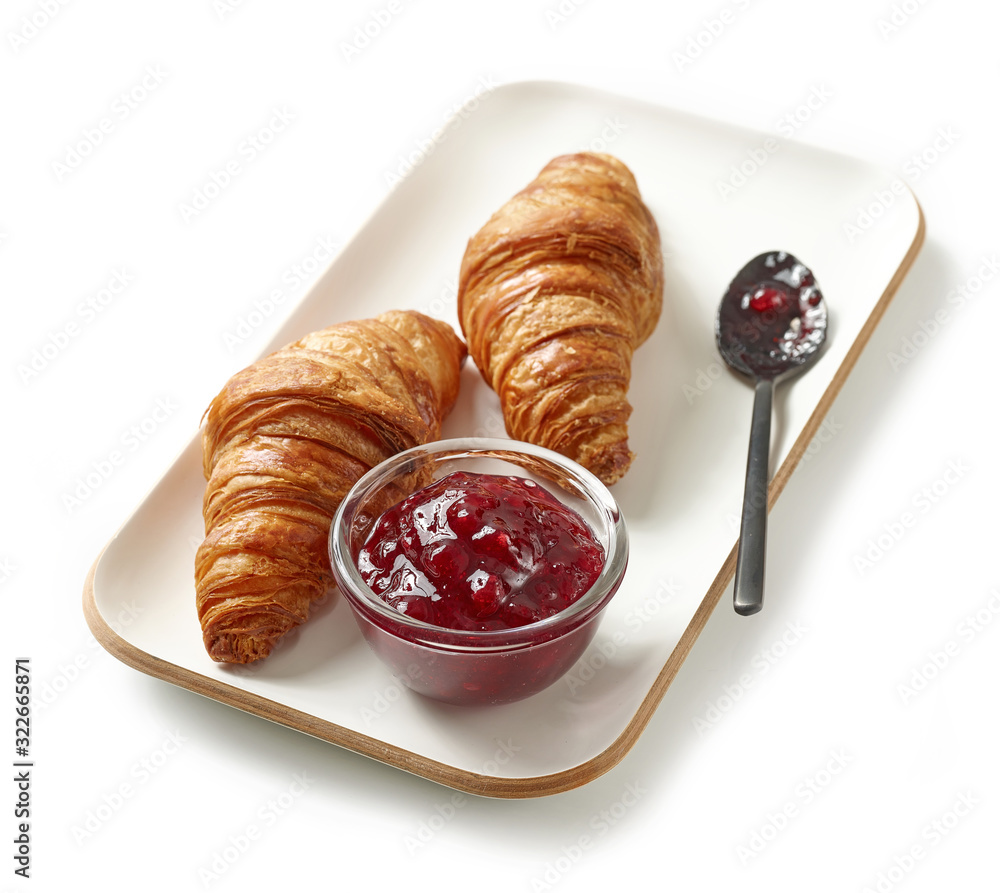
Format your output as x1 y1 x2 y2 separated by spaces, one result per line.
328 438 628 706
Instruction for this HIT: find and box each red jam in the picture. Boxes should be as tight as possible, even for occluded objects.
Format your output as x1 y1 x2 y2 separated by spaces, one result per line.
748 286 788 313
356 471 605 632
716 250 826 379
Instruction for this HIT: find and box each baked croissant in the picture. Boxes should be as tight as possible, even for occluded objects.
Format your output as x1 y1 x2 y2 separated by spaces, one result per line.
457 152 663 486
195 310 466 664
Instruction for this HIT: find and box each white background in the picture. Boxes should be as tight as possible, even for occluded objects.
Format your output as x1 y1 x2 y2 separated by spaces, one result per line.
4 0 998 890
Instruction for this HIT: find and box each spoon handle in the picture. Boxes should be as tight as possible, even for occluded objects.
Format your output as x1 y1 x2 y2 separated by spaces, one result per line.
734 378 774 616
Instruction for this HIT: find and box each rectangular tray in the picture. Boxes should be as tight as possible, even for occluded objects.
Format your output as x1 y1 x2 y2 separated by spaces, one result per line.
84 80 923 798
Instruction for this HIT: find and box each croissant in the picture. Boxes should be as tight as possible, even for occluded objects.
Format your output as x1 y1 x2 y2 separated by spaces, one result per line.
195 310 467 664
457 152 663 486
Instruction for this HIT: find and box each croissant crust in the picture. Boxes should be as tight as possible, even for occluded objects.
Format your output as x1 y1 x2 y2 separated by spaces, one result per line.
457 152 664 485
195 310 466 663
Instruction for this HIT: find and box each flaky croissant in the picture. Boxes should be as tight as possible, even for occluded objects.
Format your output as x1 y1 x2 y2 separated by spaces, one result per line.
195 310 466 664
457 152 663 486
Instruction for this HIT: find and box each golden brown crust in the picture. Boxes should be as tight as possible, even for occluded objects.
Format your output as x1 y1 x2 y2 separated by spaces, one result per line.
195 310 466 663
457 152 663 485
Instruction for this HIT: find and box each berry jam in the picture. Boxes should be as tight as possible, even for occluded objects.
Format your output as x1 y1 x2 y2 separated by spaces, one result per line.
748 286 788 313
716 250 826 379
356 471 605 632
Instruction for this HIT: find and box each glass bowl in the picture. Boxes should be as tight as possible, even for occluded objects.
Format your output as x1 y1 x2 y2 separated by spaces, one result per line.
328 438 629 706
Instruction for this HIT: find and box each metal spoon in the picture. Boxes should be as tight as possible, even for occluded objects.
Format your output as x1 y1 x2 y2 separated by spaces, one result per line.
715 250 828 616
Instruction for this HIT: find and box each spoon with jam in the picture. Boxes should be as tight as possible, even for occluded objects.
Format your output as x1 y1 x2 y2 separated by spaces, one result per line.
715 250 828 615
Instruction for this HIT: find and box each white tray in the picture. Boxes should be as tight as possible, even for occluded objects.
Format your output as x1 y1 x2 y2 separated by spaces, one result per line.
84 80 923 798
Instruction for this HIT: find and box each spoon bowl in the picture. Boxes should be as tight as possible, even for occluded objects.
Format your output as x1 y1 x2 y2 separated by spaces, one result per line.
715 250 828 615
